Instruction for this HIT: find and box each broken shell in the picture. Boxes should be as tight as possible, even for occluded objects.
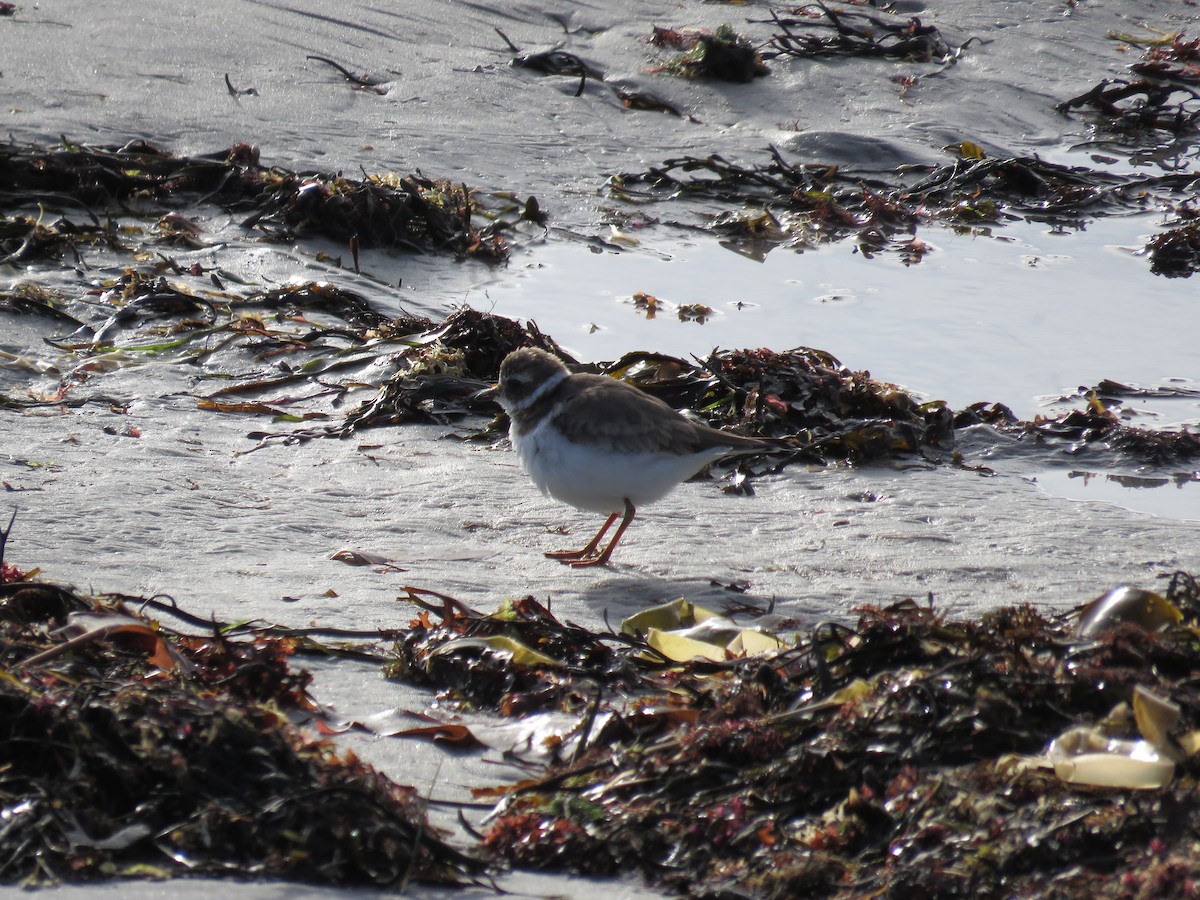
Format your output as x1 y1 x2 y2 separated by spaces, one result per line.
1132 684 1181 751
1047 726 1174 790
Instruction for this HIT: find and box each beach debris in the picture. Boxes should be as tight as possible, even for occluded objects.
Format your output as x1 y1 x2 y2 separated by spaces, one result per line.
611 147 1199 262
305 55 389 94
676 301 713 323
956 395 1200 465
0 140 508 261
1045 36 1200 280
0 509 21 583
758 4 968 65
1131 31 1200 79
1059 26 1200 243
511 48 602 80
650 24 769 82
1147 215 1200 278
1 260 1193 472
621 597 785 662
1045 726 1176 789
631 289 662 318
496 27 695 114
1075 585 1183 638
330 549 407 573
336 309 563 432
223 73 259 97
464 570 1200 897
493 28 600 98
0 212 86 266
612 86 689 117
1058 78 1200 135
183 303 964 469
5 555 1199 895
0 577 485 887
1045 683 1197 790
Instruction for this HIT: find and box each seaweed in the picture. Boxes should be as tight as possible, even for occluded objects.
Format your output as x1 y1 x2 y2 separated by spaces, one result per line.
463 573 1200 898
1057 78 1200 136
610 147 1200 264
1147 211 1200 278
3 255 1191 470
957 394 1200 466
0 580 485 887
0 139 509 261
757 3 969 65
1062 31 1200 139
0 212 86 266
305 55 389 94
650 24 769 83
1058 29 1200 207
385 590 650 717
7 561 1200 897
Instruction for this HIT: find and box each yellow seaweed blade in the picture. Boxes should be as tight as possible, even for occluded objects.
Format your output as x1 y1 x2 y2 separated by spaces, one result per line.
645 627 729 663
621 598 721 636
430 636 562 668
727 629 786 657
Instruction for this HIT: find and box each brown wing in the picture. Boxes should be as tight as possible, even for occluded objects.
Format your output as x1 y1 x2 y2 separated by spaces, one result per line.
552 374 766 455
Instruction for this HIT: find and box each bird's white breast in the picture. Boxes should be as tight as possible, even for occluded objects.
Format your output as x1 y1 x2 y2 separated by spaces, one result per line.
510 409 732 515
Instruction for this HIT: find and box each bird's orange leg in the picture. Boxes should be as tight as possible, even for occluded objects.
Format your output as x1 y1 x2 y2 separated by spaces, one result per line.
545 511 619 561
568 499 636 568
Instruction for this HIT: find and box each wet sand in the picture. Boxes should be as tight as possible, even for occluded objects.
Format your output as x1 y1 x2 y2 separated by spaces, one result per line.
2 1 1199 897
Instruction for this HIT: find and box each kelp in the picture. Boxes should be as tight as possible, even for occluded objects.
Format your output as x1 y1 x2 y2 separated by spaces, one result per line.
0 212 88 266
1056 31 1200 273
0 272 421 415
618 14 1200 260
0 577 484 887
337 309 563 432
386 589 655 717
4 263 1192 470
757 3 969 65
0 139 510 260
362 326 1197 468
610 147 1198 260
336 333 950 464
6 535 1200 896
1062 32 1200 138
305 55 389 94
650 24 770 83
1058 78 1200 136
320 327 954 470
6 558 1200 895
460 571 1200 898
1147 211 1200 278
597 346 953 461
957 394 1200 466
495 27 693 116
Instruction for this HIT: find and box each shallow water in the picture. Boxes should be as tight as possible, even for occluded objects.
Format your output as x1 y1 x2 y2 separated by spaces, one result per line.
1034 469 1200 524
467 215 1199 423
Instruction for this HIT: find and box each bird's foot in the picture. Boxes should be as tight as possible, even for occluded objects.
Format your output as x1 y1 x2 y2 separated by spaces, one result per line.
544 548 612 567
545 548 591 561
566 554 611 568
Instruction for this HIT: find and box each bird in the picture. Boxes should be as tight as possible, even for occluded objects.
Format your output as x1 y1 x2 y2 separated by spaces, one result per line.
482 347 774 567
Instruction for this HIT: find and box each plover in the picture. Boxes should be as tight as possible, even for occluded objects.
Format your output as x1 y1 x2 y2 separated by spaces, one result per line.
483 347 772 567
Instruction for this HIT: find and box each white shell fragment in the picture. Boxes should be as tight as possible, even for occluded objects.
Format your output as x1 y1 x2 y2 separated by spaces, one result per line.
1047 726 1175 790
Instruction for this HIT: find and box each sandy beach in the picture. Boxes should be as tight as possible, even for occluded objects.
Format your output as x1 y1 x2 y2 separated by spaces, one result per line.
2 0 1199 896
